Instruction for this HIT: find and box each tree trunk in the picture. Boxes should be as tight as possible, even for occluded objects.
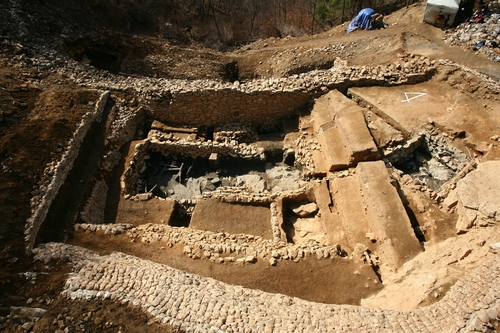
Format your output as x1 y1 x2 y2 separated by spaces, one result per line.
341 0 346 23
209 0 222 40
311 1 316 35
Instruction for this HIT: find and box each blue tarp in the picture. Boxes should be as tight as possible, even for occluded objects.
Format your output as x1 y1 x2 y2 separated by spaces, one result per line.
347 8 376 33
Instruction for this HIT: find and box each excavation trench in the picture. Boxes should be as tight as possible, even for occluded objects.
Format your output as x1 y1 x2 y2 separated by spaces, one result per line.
36 97 115 244
31 82 471 307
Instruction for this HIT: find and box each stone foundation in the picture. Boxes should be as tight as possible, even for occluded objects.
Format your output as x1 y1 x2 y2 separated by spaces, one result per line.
33 242 500 333
24 91 109 254
80 180 109 225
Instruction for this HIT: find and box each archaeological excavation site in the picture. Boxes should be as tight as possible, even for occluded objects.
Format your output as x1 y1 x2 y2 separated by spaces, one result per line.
1 0 500 332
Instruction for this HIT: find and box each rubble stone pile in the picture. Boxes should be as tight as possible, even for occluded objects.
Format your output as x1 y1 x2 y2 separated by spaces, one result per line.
444 0 500 62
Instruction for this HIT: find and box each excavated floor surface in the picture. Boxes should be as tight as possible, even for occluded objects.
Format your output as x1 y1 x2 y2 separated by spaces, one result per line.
1 1 500 332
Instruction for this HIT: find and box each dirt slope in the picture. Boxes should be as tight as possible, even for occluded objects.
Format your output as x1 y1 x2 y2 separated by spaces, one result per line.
1 1 500 332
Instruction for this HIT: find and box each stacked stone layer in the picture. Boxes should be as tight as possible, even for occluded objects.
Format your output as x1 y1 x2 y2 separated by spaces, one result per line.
24 91 109 254
75 222 345 264
33 243 500 333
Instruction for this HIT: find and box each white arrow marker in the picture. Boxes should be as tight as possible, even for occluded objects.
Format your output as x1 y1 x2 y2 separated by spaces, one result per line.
402 92 427 103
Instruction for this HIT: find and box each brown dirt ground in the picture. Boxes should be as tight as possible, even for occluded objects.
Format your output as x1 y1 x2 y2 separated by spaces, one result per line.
1 1 500 332
69 231 383 306
239 3 500 80
189 199 273 239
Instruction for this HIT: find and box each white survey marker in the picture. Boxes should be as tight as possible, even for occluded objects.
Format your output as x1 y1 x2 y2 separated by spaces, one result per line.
402 92 427 103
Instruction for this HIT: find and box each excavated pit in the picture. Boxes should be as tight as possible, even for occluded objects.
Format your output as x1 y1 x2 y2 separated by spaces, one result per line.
23 53 499 313
30 85 473 305
4 0 500 329
392 135 469 192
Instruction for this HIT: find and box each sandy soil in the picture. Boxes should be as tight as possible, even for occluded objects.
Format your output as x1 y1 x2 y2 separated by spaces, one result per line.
1 1 500 332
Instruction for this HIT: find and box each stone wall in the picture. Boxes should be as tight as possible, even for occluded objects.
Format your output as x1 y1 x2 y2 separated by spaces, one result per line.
74 223 134 235
81 54 436 129
24 91 109 254
121 134 267 196
155 89 311 129
145 59 435 129
33 242 500 333
80 180 109 225
121 222 342 264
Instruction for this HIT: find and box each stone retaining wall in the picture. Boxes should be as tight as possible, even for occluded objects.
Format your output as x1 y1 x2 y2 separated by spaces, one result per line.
80 180 109 225
24 91 109 254
74 223 134 235
81 55 436 129
125 223 343 263
146 61 435 129
33 242 500 333
121 135 267 196
149 133 266 160
156 89 311 129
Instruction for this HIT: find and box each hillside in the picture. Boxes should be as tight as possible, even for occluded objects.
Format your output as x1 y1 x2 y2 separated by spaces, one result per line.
1 0 500 332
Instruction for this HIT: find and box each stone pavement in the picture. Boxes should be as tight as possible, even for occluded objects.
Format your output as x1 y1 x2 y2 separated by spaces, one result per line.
34 243 500 333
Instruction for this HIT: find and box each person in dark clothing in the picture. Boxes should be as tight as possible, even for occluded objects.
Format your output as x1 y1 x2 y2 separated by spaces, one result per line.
441 14 450 30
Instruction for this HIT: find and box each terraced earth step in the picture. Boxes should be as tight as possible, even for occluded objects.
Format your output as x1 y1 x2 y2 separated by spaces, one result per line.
312 90 379 172
357 160 422 270
329 174 374 252
336 109 380 163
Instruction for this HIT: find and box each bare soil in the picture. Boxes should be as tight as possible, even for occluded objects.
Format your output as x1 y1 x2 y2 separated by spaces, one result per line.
69 232 383 305
189 199 273 239
1 1 500 332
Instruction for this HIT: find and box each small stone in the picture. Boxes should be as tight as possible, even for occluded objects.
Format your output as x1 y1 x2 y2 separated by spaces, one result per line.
269 258 278 266
316 249 324 259
290 202 318 217
443 190 458 210
489 242 500 254
138 193 151 201
244 255 257 263
366 232 376 242
21 322 34 331
476 310 489 323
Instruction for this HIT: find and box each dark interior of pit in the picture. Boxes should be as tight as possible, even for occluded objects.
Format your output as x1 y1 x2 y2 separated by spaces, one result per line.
66 38 127 74
142 151 292 192
393 140 459 192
